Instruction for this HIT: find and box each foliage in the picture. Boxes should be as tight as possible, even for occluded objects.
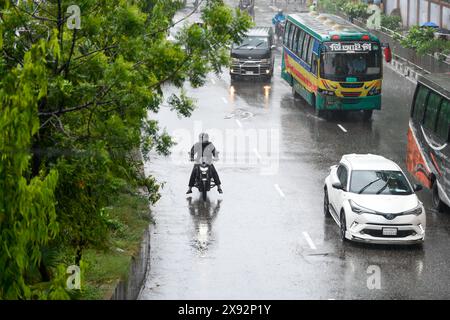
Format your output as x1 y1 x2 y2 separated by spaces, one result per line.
318 0 347 14
342 1 369 20
318 0 368 20
0 0 251 299
0 23 61 298
400 26 450 57
381 14 402 31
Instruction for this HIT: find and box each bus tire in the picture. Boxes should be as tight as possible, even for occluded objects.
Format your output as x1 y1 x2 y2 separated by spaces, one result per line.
432 182 445 212
362 110 373 121
315 108 327 118
292 86 300 99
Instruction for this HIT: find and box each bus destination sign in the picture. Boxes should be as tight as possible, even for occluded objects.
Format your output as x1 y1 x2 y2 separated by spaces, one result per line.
326 42 373 52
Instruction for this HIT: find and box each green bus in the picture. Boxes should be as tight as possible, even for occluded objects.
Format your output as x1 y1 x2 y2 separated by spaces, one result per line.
281 12 391 119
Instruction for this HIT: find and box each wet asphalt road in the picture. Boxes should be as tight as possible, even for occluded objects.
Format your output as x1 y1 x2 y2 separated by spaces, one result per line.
139 1 450 299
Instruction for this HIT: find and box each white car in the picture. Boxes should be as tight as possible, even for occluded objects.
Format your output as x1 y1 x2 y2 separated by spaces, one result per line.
324 154 426 245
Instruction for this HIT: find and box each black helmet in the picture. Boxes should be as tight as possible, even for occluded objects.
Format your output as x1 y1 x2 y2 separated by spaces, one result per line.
199 132 209 142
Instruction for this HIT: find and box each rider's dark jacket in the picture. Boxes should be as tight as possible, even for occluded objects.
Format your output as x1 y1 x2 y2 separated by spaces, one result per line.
190 141 217 164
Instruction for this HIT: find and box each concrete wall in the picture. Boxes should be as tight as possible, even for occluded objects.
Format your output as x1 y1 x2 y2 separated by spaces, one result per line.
110 227 151 300
384 0 450 29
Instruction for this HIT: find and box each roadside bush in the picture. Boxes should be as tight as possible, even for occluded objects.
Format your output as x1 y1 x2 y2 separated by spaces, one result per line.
381 14 402 31
343 2 369 20
400 25 450 58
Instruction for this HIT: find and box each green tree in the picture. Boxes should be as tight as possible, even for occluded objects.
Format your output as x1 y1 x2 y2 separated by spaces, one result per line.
1 0 251 297
0 31 60 298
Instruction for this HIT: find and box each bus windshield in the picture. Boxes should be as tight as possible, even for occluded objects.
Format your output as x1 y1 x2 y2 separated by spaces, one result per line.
320 47 381 81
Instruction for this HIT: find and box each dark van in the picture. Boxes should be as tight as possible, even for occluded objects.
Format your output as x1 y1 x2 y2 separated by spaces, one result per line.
406 73 450 211
230 27 275 80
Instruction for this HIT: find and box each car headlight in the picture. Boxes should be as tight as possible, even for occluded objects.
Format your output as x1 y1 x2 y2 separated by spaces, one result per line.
231 58 240 64
403 205 423 216
349 200 377 215
260 58 270 64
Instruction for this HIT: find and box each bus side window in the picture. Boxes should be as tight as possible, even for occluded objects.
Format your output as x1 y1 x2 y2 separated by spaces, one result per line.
292 27 299 53
283 22 291 46
302 34 311 62
307 38 315 66
288 25 298 51
296 30 306 57
423 92 442 132
412 85 429 123
311 55 318 76
436 99 450 142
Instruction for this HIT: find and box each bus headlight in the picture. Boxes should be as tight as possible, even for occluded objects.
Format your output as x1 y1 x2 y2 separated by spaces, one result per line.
367 87 381 96
318 88 335 96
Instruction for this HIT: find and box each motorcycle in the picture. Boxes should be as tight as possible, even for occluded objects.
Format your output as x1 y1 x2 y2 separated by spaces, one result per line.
273 20 285 44
189 153 219 201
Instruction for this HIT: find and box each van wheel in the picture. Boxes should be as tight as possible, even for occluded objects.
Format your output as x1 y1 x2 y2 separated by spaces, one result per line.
432 182 445 212
362 110 373 121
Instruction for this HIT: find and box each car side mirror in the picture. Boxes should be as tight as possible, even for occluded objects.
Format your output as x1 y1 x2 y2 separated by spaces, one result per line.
332 181 343 190
413 184 423 192
271 44 276 49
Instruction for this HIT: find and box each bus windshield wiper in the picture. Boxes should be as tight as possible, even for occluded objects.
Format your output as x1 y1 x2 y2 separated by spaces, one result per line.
358 178 381 194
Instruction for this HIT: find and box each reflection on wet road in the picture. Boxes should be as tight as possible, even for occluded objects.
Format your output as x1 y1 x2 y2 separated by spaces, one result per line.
139 1 450 300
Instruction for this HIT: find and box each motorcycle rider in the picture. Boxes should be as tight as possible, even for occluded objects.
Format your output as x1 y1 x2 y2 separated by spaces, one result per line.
272 9 286 39
272 9 286 26
187 133 223 194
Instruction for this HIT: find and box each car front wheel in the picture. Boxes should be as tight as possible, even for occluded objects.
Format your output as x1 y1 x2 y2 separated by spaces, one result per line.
324 188 330 216
340 212 347 241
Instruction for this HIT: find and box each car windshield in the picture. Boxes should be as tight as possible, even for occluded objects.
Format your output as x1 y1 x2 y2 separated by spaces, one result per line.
320 44 381 81
350 170 413 195
233 36 269 49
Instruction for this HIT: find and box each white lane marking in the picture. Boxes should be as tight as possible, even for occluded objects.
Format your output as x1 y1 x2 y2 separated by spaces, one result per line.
274 184 285 198
302 232 317 250
253 148 262 161
222 97 228 104
235 119 243 128
337 124 348 133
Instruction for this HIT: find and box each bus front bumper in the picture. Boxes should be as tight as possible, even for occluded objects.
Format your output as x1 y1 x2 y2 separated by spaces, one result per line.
316 94 381 111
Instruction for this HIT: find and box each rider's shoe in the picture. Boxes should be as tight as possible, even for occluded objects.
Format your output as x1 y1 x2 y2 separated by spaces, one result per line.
186 188 193 194
217 187 223 194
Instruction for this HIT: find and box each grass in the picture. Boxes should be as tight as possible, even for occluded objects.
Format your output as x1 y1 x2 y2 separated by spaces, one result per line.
79 191 152 299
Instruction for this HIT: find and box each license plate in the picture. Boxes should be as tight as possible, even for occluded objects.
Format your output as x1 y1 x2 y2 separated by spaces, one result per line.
382 228 398 236
246 71 254 75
